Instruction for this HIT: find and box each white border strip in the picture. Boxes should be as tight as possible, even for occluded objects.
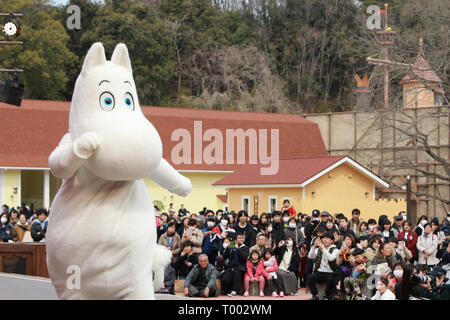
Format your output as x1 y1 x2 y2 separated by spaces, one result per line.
213 184 302 189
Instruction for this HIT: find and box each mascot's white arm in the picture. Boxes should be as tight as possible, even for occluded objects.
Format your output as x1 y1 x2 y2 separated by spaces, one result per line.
147 158 192 197
49 132 100 179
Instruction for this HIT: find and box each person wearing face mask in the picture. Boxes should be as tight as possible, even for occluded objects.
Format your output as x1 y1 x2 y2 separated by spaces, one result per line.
212 214 232 238
397 221 418 263
281 212 291 228
414 215 428 237
371 278 396 300
274 236 300 296
441 212 450 237
261 223 275 249
201 216 221 263
0 212 13 242
284 217 305 248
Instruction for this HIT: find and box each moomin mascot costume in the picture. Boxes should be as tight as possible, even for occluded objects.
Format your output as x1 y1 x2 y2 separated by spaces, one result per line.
46 42 192 299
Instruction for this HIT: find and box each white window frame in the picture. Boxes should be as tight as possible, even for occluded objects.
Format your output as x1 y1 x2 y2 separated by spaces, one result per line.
268 195 278 212
241 195 250 215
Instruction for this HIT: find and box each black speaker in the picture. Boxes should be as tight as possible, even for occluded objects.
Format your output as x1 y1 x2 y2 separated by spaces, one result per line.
0 79 24 107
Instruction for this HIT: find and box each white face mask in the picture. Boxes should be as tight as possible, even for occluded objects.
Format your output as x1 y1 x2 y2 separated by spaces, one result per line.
286 240 293 246
393 270 403 278
220 220 228 226
207 221 215 228
288 223 297 229
223 242 229 249
267 226 273 232
1 217 7 224
421 220 427 226
403 215 407 221
369 225 375 230
447 217 450 222
283 217 290 223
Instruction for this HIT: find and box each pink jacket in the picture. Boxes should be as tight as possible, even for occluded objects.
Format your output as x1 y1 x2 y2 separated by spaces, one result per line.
246 260 269 278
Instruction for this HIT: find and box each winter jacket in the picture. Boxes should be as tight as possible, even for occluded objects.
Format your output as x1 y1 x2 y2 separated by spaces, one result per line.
0 223 13 242
280 205 297 218
158 231 182 260
425 284 450 300
274 245 300 273
284 226 305 248
201 227 221 258
245 259 269 278
371 289 396 300
232 222 256 248
395 245 412 262
31 220 48 242
364 246 377 263
184 263 218 296
397 231 418 258
175 252 199 278
349 219 364 237
271 222 285 247
222 244 249 272
369 246 398 275
182 227 204 254
12 222 31 242
416 232 439 265
308 245 339 273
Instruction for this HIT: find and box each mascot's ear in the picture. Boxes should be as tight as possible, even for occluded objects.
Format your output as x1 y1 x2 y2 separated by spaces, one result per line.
81 42 106 77
111 43 132 74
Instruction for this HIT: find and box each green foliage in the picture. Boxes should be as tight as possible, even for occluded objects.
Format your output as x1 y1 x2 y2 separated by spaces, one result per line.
0 0 446 112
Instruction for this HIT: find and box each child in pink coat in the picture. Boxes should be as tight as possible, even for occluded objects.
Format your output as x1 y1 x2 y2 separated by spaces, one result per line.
244 250 267 297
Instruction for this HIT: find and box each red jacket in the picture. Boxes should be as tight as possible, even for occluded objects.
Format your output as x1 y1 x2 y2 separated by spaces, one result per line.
246 259 269 278
397 231 418 258
281 206 297 218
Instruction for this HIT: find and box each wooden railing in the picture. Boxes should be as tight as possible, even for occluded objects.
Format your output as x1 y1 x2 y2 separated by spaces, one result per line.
0 243 49 278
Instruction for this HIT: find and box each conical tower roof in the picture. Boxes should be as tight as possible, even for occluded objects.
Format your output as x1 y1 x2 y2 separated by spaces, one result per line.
400 38 442 85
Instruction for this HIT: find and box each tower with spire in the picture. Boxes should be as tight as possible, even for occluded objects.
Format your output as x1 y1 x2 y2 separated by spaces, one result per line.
399 38 444 109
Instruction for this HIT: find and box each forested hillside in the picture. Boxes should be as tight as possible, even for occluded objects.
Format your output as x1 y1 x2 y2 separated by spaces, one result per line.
0 0 448 113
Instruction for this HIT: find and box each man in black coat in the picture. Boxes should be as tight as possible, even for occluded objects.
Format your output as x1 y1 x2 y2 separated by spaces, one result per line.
232 210 256 248
271 211 285 246
220 233 249 296
304 209 321 246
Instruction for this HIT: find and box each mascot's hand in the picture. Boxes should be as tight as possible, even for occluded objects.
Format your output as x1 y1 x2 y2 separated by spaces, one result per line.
171 176 192 197
73 132 101 159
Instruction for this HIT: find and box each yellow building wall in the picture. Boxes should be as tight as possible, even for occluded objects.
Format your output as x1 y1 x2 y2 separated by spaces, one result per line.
21 170 44 208
403 82 436 109
2 169 21 208
227 163 406 221
145 172 229 214
228 187 301 216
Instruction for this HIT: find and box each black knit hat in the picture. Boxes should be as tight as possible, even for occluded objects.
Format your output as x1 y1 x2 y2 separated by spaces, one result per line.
352 248 365 256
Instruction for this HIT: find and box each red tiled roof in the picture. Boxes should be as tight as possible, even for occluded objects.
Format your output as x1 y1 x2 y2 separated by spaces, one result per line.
400 50 442 85
213 156 346 186
216 194 227 203
0 99 327 170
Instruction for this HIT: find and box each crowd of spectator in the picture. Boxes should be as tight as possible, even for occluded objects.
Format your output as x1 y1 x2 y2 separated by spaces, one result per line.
2 201 449 300
154 201 450 300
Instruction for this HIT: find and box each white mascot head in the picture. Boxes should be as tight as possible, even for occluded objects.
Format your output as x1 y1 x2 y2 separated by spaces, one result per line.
69 42 162 181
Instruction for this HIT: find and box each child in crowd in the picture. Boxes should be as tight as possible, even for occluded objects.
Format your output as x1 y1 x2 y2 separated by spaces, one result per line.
262 249 284 297
343 248 369 300
243 250 266 297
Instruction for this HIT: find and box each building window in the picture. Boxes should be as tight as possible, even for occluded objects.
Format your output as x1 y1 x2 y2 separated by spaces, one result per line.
268 196 278 212
242 196 250 214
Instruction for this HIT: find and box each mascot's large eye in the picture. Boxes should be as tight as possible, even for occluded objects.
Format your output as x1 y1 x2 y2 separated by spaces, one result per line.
124 92 135 110
99 92 115 111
